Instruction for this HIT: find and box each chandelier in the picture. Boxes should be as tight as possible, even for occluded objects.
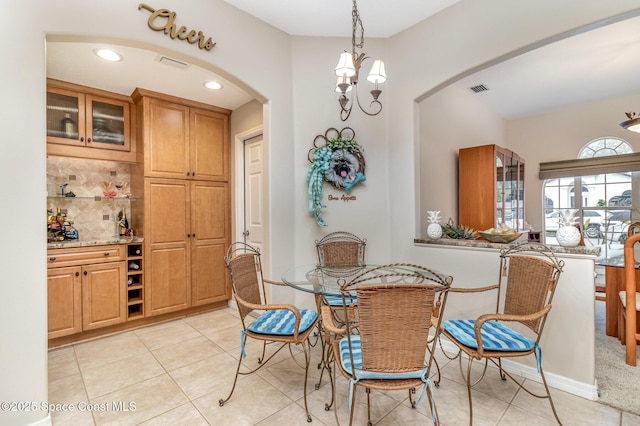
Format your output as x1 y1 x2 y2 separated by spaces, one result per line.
620 112 640 133
334 0 387 121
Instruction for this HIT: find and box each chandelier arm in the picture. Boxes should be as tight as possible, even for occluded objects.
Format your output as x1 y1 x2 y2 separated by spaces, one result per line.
352 83 383 117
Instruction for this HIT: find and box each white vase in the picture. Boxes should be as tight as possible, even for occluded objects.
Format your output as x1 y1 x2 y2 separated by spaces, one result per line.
556 224 581 247
427 223 443 239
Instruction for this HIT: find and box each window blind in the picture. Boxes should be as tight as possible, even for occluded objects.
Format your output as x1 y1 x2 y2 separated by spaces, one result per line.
539 152 640 179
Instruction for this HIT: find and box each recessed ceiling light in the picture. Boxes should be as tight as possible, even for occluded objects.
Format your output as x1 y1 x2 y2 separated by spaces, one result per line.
94 48 122 62
204 81 222 90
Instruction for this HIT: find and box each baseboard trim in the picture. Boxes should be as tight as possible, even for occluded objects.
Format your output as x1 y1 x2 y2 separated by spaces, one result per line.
27 414 51 426
436 338 598 401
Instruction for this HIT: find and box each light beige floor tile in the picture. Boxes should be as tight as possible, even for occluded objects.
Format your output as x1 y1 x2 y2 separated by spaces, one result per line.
184 309 240 334
498 404 557 425
135 320 201 351
427 376 509 425
169 351 239 400
623 411 640 426
193 373 294 425
91 374 188 425
74 331 149 372
82 352 165 399
255 401 326 425
49 373 95 426
151 335 224 371
511 379 621 425
377 401 436 425
137 402 209 426
49 346 80 381
203 323 247 352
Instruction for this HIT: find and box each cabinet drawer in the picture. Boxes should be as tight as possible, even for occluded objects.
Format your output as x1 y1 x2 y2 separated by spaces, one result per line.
47 245 125 268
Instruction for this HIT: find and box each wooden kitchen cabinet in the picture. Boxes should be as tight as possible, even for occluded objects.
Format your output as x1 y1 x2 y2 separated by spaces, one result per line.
144 178 230 316
46 79 136 163
47 266 82 339
132 88 230 181
47 245 127 339
458 144 525 232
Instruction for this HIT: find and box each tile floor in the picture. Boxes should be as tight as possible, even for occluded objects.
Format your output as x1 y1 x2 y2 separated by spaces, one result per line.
49 306 640 425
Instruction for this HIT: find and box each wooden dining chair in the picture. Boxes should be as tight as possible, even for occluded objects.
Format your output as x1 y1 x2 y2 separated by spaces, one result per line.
219 242 319 422
440 243 564 425
619 228 640 366
323 263 452 426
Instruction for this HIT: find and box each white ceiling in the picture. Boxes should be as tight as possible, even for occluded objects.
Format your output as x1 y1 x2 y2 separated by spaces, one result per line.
46 5 640 119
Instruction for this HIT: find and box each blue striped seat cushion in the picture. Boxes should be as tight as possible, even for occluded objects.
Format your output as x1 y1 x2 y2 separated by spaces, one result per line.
442 319 535 352
338 335 427 380
247 309 317 336
324 294 358 307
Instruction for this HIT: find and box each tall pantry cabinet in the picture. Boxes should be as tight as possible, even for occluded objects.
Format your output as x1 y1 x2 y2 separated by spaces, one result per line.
132 89 231 317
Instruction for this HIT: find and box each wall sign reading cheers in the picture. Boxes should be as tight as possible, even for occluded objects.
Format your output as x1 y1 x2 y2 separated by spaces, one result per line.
138 4 217 51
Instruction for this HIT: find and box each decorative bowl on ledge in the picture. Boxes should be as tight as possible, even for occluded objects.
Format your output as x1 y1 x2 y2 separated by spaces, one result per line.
478 231 522 243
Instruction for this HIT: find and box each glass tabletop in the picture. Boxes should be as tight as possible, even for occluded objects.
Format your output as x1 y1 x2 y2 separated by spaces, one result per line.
281 263 452 296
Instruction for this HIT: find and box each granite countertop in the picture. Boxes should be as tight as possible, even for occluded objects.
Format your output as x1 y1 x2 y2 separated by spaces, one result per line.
47 236 144 249
414 237 601 256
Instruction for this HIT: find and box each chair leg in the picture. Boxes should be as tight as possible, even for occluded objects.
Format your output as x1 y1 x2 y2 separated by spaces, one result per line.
348 385 357 426
366 388 373 426
219 336 246 407
539 366 563 425
465 356 474 426
426 381 440 426
301 339 313 423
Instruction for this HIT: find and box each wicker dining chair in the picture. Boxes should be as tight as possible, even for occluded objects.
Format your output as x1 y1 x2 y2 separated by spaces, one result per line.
323 263 452 426
439 243 564 425
218 242 319 423
314 231 367 387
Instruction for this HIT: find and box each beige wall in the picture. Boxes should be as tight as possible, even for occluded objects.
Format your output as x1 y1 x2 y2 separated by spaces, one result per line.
418 83 506 233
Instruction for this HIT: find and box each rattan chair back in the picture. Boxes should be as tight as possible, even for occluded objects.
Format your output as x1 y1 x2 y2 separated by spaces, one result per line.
316 231 366 268
341 263 452 376
224 243 265 322
498 245 564 335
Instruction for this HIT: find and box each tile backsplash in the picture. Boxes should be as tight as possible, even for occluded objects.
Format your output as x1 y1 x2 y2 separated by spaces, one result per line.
47 157 136 240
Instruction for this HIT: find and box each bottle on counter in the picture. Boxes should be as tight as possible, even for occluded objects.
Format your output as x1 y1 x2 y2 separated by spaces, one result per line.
118 208 129 237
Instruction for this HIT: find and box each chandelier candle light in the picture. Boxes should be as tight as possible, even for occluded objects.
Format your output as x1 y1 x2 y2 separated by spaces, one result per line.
335 0 387 121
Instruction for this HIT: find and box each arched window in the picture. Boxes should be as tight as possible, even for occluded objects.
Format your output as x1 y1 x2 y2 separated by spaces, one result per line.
544 137 635 259
578 137 633 159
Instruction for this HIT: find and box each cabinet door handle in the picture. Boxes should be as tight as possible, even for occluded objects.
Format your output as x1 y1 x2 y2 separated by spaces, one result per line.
187 233 191 238
49 257 57 261
103 252 110 256
192 172 196 177
192 233 196 238
186 172 191 177
87 138 92 143
83 270 88 276
75 272 79 277
80 137 85 142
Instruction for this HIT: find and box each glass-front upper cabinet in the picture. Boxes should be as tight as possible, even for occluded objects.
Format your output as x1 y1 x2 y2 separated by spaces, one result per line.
46 84 130 152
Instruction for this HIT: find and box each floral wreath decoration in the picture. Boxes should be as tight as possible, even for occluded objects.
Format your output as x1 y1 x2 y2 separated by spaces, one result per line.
306 127 366 226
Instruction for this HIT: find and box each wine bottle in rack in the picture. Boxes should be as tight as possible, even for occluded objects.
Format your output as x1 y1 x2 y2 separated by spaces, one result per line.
129 261 140 270
127 277 134 286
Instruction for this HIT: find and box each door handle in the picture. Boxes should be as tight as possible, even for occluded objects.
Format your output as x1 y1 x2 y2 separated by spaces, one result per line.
243 230 249 237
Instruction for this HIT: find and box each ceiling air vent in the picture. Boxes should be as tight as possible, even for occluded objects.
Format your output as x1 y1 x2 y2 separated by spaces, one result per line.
159 56 189 70
469 84 489 93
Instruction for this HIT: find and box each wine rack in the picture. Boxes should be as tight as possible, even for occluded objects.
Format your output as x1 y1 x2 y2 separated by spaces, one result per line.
126 242 144 319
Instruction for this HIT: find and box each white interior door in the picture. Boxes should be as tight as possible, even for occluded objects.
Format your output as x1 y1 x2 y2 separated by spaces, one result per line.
243 135 264 251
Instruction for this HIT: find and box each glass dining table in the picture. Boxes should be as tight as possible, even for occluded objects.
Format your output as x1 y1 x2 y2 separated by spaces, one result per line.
281 263 453 296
